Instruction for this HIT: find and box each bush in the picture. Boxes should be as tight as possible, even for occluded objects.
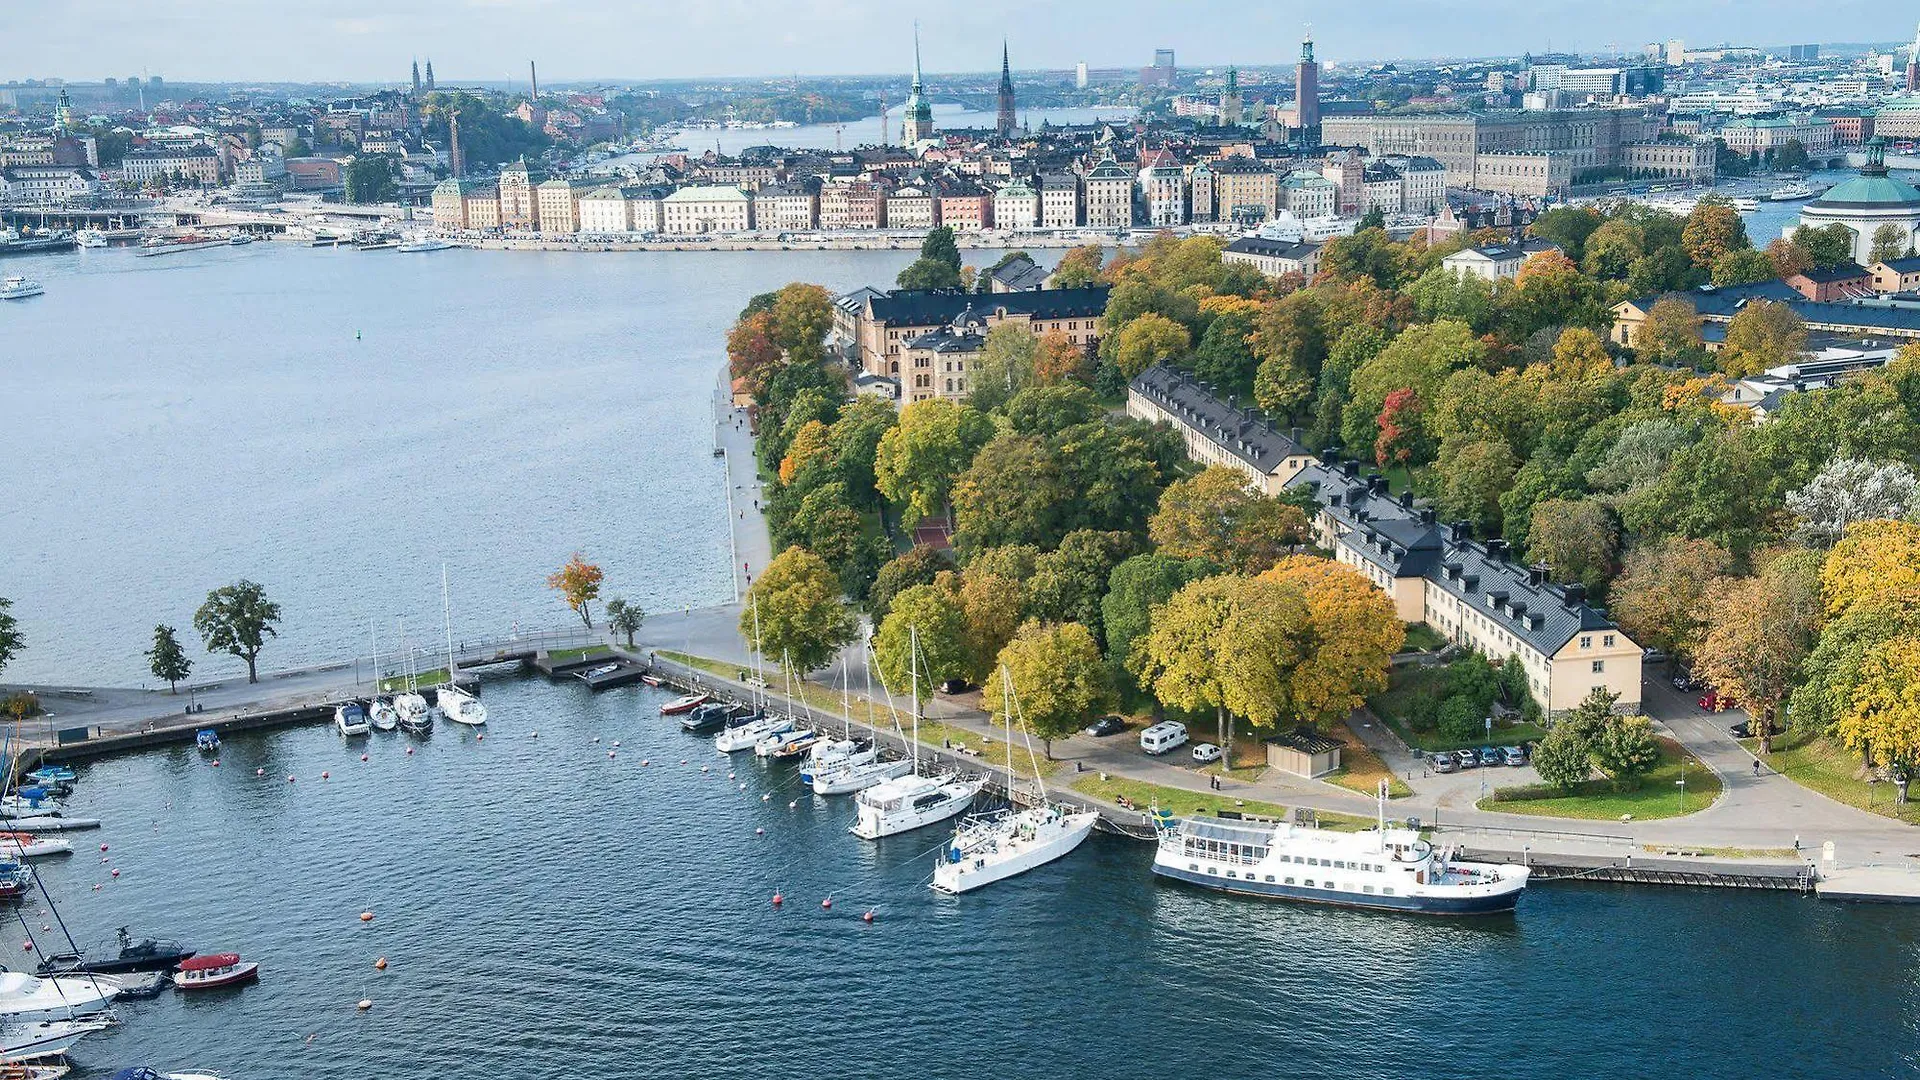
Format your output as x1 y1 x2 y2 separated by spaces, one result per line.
1592 715 1661 791
1531 725 1593 792
1405 686 1443 732
1437 694 1483 742
1445 653 1500 718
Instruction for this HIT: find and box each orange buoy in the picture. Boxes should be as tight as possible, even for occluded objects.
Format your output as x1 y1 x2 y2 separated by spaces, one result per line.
771 892 783 906
821 898 832 910
374 957 387 970
862 910 874 923
359 911 374 923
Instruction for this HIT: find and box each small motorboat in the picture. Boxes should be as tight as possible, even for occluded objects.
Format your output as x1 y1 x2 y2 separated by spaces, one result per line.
110 1069 233 1080
0 1016 112 1063
333 702 371 736
173 952 258 991
679 702 738 733
394 693 431 733
660 693 710 716
639 674 663 687
0 972 118 1019
20 768 73 793
39 928 194 976
0 791 58 820
714 712 792 753
0 1062 73 1079
578 663 621 681
367 697 399 732
759 729 821 760
0 834 71 859
0 863 33 899
194 730 219 753
0 277 44 301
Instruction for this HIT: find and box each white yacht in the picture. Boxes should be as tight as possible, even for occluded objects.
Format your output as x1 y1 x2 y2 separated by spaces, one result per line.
396 235 455 252
0 276 44 300
0 1016 112 1061
1731 197 1760 213
811 754 912 796
367 697 399 732
928 670 1098 894
0 795 59 820
1766 181 1817 201
851 772 986 838
800 738 875 785
333 701 371 736
715 712 792 753
436 684 487 727
75 229 107 249
394 690 430 732
0 972 117 1021
1150 783 1529 915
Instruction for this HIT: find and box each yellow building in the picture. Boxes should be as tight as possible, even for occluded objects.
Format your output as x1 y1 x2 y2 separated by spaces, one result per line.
497 159 540 230
1125 364 1316 496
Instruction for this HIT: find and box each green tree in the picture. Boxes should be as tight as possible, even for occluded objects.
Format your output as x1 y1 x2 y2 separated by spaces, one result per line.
1871 223 1911 265
604 597 645 647
1531 723 1593 792
989 621 1114 757
1433 439 1519 537
1591 715 1661 790
951 433 1068 555
872 579 971 707
1102 553 1214 678
343 154 397 203
1529 205 1604 261
1191 305 1260 394
1636 297 1705 365
1581 219 1646 279
1720 299 1807 378
146 624 192 693
1793 223 1855 270
1110 313 1191 380
193 580 282 684
1130 574 1312 753
1711 249 1776 287
874 399 994 523
1026 530 1136 632
1342 319 1483 452
825 397 897 508
1358 204 1387 230
0 598 18 678
896 226 963 290
1774 138 1809 171
768 282 834 366
967 323 1039 413
868 545 954 621
1148 467 1309 574
740 547 859 675
1527 498 1619 594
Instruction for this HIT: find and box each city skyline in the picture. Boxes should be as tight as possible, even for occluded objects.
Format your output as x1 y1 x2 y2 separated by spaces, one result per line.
10 0 1918 85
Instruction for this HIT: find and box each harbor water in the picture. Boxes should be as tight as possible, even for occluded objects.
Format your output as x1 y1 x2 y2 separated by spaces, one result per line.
2 241 1919 1079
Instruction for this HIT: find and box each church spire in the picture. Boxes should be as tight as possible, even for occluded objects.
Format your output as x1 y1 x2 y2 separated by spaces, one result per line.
912 21 924 92
902 22 934 145
996 39 1017 138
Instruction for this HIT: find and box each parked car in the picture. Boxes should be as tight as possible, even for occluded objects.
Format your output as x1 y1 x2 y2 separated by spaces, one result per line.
1502 745 1528 766
1430 753 1459 774
1454 749 1480 770
1140 721 1189 755
1478 746 1504 768
1643 648 1670 665
1700 691 1733 712
1672 671 1696 691
1084 715 1128 738
1729 719 1753 739
938 679 970 695
1191 742 1223 764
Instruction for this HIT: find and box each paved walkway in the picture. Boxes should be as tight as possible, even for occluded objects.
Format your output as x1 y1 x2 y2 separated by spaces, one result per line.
714 368 772 603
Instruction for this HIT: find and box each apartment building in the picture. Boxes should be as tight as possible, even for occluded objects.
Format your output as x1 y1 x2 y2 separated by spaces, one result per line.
992 179 1040 230
1281 174 1338 218
753 183 819 231
120 146 221 185
1221 236 1322 280
1212 156 1279 222
1139 163 1187 226
886 185 938 230
578 186 634 233
535 178 596 235
1040 173 1081 228
844 285 1110 383
820 179 886 229
1126 364 1317 496
660 185 752 234
1084 153 1136 228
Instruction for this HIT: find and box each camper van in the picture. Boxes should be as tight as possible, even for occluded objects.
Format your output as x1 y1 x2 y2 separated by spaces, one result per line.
1139 721 1189 755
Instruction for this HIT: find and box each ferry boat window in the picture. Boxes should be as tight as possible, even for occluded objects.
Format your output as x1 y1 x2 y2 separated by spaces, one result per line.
1206 867 1217 875
1226 871 1237 879
1264 875 1275 883
1363 885 1375 894
1285 877 1296 885
1382 888 1395 896
1306 858 1318 866
1187 863 1199 872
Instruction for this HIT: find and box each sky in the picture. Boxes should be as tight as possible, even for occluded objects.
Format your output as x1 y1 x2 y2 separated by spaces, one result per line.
9 0 1917 84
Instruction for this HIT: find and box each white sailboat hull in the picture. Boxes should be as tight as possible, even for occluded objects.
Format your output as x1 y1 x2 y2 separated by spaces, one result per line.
714 716 791 753
930 809 1099 894
850 776 986 839
811 757 913 796
0 1016 112 1062
438 687 487 726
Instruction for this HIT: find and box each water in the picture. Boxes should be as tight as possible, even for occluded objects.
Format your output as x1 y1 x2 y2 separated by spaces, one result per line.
645 103 1135 158
0 243 1027 687
26 675 1920 1079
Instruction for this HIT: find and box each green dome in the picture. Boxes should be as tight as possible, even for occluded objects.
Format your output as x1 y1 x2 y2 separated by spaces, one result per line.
1813 174 1920 208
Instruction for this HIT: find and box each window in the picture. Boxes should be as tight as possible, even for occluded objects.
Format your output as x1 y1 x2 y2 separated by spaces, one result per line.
1383 888 1395 896
1303 879 1315 887
1592 660 1605 673
1580 635 1593 649
1603 634 1616 647
1285 877 1296 885
1264 875 1275 883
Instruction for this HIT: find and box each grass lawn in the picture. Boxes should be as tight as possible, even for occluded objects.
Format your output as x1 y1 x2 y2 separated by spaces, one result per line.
381 667 448 691
1068 773 1373 831
1400 623 1448 653
1752 731 1920 825
1476 737 1722 821
547 645 614 663
1323 722 1413 799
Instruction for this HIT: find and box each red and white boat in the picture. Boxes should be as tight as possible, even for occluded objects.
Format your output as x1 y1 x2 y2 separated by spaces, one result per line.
639 674 663 687
0 833 72 859
659 693 709 716
173 952 258 990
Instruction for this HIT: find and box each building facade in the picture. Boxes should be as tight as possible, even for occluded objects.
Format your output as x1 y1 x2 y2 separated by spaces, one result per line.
1083 153 1135 228
1040 173 1081 228
1127 364 1316 496
660 185 752 234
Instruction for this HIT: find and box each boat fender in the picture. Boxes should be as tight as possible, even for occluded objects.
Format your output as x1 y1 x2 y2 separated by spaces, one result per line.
374 957 387 971
701 766 710 774
211 760 220 767
360 911 374 922
821 898 832 910
256 769 265 777
357 999 372 1011
20 941 29 951
110 869 119 878
613 741 620 748
728 773 736 780
287 775 296 783
321 772 330 780
755 828 764 836
789 801 798 810
761 794 771 802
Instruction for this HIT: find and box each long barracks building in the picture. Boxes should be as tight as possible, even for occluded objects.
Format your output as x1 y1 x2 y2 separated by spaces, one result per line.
839 285 1110 392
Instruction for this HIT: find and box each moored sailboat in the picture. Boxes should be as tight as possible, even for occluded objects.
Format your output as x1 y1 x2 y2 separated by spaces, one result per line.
435 566 487 727
850 629 984 838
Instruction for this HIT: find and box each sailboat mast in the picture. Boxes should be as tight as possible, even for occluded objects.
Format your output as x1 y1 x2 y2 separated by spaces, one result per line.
1003 665 1014 806
369 620 381 692
441 563 456 686
908 626 920 773
841 651 852 739
750 597 766 711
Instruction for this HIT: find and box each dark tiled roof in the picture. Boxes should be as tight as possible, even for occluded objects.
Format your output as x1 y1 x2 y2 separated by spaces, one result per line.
865 286 1110 328
1224 237 1320 261
1129 364 1310 476
1876 256 1920 273
988 254 1051 291
1266 728 1344 755
1796 262 1869 284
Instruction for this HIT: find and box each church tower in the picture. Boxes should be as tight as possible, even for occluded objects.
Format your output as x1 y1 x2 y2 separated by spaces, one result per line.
52 87 73 132
411 59 422 97
996 41 1016 138
902 24 935 145
1296 32 1321 137
424 59 436 92
1219 66 1242 127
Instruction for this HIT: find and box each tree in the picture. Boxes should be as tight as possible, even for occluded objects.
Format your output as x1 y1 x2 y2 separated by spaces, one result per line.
1774 138 1809 172
1581 219 1646 279
768 282 834 366
1026 530 1136 631
874 399 994 523
1681 198 1750 269
1257 555 1405 727
1822 519 1920 620
1550 328 1615 381
1794 223 1855 270
1636 297 1705 365
1835 634 1920 771
1719 299 1806 378
1531 723 1593 792
547 553 604 627
1033 330 1093 387
1711 249 1775 287
0 599 18 678
1871 223 1911 265
343 154 397 204
989 621 1114 757
740 547 858 675
1585 714 1659 790
146 624 192 693
1148 467 1309 574
1695 548 1824 739
1343 319 1483 452
1432 439 1518 537
1373 388 1429 467
1787 458 1920 545
959 571 1026 683
193 580 282 684
1130 574 1312 752
1789 602 1915 736
825 397 897 507
785 484 887 598
1191 304 1260 395
897 227 963 290
604 597 645 647
1609 537 1732 658
1102 553 1212 677
778 419 832 486
726 310 783 396
1529 205 1604 261
872 578 970 706
951 433 1068 556
868 545 954 621
967 323 1039 412
1050 245 1107 288
1527 499 1619 594
1110 313 1190 380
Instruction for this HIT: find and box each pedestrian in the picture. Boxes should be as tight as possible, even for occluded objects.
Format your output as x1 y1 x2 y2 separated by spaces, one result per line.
1752 759 1761 777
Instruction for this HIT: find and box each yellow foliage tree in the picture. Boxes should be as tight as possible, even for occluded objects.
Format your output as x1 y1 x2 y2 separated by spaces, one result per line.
778 419 831 486
1129 574 1312 754
1257 555 1406 726
1835 634 1920 769
547 552 604 627
1148 466 1309 574
1823 519 1920 619
1548 327 1614 381
988 620 1113 757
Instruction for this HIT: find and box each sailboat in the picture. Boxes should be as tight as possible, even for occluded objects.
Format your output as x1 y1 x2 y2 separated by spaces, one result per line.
436 565 487 727
809 649 911 795
928 667 1098 894
850 628 986 839
392 618 431 733
718 600 792 752
367 622 399 731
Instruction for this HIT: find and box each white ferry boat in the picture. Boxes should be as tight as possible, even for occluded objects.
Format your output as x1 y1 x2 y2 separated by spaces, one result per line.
397 236 455 253
0 275 44 300
75 229 108 248
1150 788 1528 915
1766 182 1817 201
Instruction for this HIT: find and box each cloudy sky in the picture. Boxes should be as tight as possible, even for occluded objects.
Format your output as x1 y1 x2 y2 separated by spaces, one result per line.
10 0 1914 84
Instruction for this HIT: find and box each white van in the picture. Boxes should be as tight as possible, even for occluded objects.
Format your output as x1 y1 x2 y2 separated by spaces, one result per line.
1139 721 1189 755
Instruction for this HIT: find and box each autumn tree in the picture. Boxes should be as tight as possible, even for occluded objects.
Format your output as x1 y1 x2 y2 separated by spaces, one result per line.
740 546 858 675
778 419 832 486
1681 198 1750 269
1549 327 1614 381
726 310 782 396
193 579 282 684
146 624 192 693
604 597 644 647
1025 529 1136 631
1871 223 1912 265
1790 602 1918 736
967 323 1040 413
1033 330 1092 387
1527 498 1619 594
1110 312 1191 380
547 553 604 627
1050 244 1107 288
1130 573 1312 753
959 570 1026 683
1719 299 1807 378
1696 548 1825 741
1766 237 1813 279
868 545 954 621
1636 296 1705 365
872 577 970 706
1257 555 1405 726
1609 537 1732 659
768 282 834 366
1591 715 1662 790
989 621 1114 757
874 399 995 523
950 432 1068 555
1834 636 1920 772
1148 467 1309 574
1821 519 1920 619
1343 319 1483 452
1711 249 1776 287
1373 388 1429 467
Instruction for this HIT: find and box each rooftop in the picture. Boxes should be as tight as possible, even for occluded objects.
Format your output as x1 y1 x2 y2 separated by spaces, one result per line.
1128 364 1310 476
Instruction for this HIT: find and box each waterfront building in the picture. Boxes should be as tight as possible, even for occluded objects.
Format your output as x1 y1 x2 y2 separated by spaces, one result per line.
991 179 1040 230
1787 143 1920 267
578 186 634 233
462 183 501 230
1039 173 1081 228
1286 459 1643 717
1221 236 1321 280
1471 151 1572 197
285 156 338 192
1139 162 1187 226
1084 152 1135 228
698 162 779 190
902 27 936 146
845 285 1109 382
753 183 820 231
1126 364 1316 496
0 143 56 167
121 146 222 186
498 159 542 230
1610 278 1920 350
1280 173 1338 218
1441 239 1560 281
661 185 753 234
1322 107 1655 188
0 164 99 202
936 182 993 232
627 187 667 234
1871 99 1920 141
535 177 597 235
885 184 937 230
1213 156 1279 224
1718 114 1835 160
1622 139 1717 182
431 177 480 229
996 42 1017 138
819 179 886 230
233 151 287 189
1382 155 1446 215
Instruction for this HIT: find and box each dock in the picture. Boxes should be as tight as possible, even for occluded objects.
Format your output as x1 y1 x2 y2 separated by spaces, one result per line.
1813 864 1920 903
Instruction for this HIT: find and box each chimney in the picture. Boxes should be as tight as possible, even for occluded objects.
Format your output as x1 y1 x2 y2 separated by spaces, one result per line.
1527 563 1548 587
1487 539 1509 561
1398 490 1414 509
1290 426 1304 445
1419 508 1437 525
1563 582 1587 605
1367 475 1387 495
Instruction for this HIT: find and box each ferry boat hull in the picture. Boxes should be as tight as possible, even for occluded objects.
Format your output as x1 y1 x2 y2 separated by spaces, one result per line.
1150 859 1525 914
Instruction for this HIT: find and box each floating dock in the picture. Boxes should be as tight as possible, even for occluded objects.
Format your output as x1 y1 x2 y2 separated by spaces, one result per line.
1813 865 1920 903
577 662 653 691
